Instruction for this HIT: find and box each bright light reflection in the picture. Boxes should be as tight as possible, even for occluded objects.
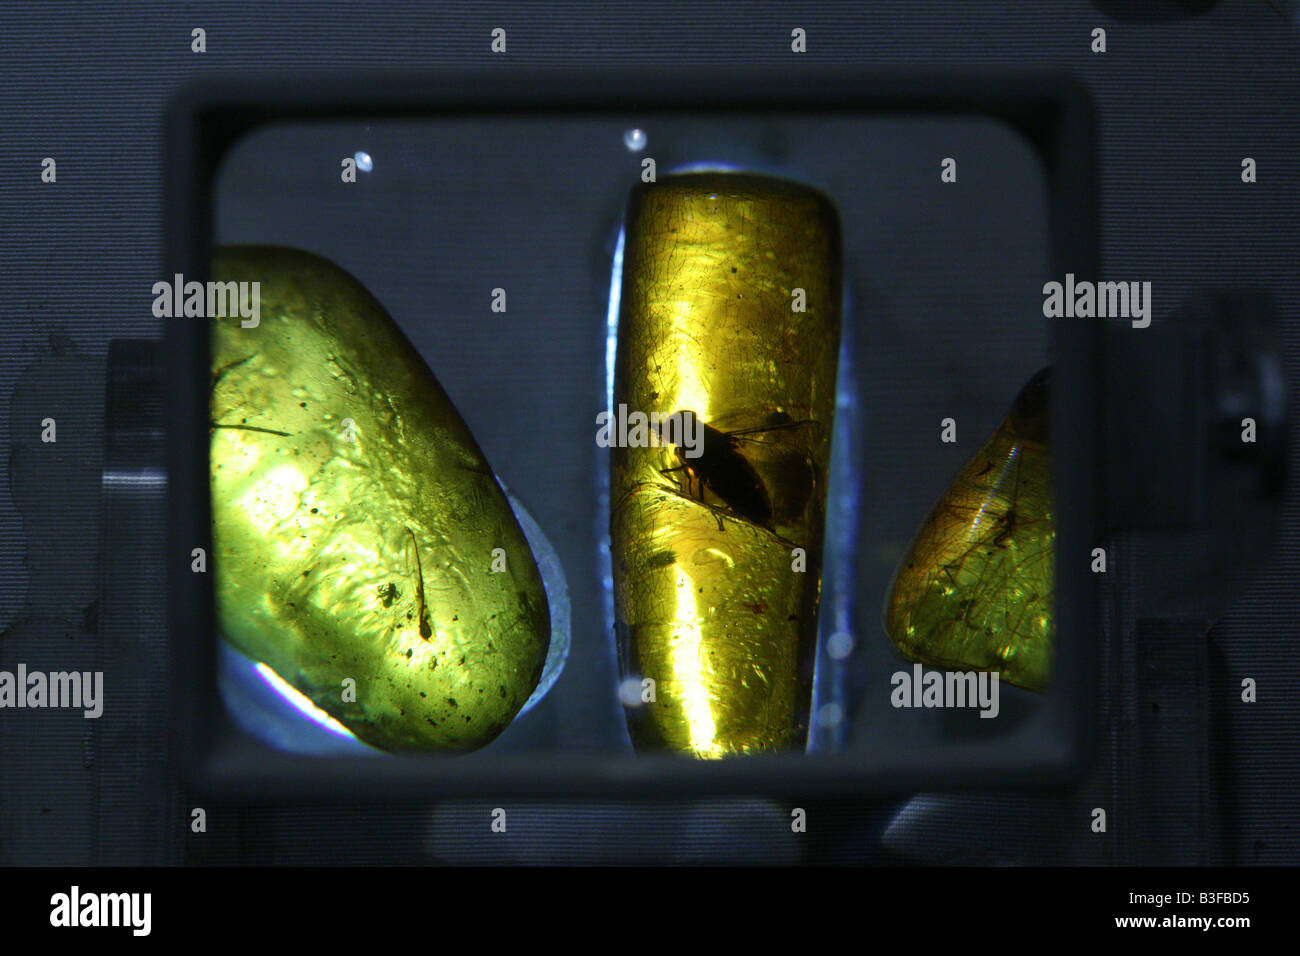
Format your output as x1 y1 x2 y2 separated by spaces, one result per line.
254 662 358 741
669 564 720 756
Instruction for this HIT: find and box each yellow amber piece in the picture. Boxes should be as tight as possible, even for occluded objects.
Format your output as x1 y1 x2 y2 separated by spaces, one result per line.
612 172 842 757
884 368 1053 692
209 245 549 753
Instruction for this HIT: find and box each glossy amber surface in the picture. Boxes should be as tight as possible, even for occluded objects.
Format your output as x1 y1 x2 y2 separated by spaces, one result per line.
885 368 1053 692
209 245 549 753
612 173 842 757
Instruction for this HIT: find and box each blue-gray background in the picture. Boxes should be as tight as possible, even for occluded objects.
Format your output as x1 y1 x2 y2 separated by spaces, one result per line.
0 0 1296 865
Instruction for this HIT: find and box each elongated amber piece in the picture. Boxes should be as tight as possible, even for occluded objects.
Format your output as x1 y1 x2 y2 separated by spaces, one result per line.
612 173 841 757
884 368 1053 692
209 245 549 753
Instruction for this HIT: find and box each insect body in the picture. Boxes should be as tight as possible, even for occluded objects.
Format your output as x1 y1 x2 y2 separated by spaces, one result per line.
676 417 772 526
658 409 818 533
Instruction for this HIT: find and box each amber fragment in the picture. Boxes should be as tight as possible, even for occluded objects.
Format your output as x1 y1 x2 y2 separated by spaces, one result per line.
885 368 1053 692
209 245 549 753
611 173 842 757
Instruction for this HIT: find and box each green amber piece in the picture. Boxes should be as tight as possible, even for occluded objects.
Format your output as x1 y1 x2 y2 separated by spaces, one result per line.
884 368 1054 692
209 245 549 753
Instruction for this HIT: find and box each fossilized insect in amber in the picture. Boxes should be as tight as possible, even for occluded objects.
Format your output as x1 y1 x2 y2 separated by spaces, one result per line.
209 245 550 753
611 172 842 757
884 368 1053 692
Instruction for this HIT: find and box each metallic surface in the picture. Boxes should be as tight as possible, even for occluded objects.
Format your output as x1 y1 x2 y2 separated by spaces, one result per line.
884 368 1053 692
612 173 841 757
209 245 549 753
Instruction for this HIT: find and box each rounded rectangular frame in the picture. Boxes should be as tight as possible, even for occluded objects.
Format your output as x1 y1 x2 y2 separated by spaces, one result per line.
165 69 1099 798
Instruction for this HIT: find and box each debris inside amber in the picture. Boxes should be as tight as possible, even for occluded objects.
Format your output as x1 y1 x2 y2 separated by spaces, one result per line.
611 173 841 757
884 368 1053 692
209 245 549 753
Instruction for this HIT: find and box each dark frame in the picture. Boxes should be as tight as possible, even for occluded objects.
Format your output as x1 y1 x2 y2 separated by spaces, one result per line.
166 70 1098 798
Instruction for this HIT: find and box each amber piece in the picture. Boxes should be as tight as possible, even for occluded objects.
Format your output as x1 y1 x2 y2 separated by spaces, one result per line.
884 368 1053 692
612 173 841 757
209 245 549 753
